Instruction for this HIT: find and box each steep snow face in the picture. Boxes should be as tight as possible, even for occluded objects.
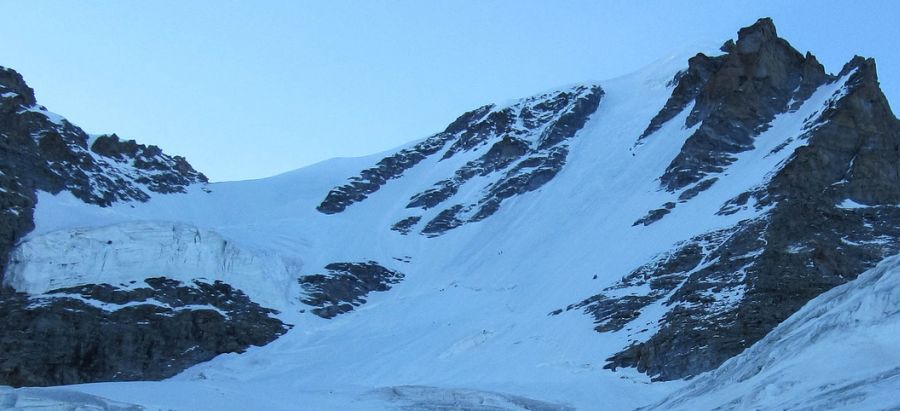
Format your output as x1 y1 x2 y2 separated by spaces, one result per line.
642 254 900 411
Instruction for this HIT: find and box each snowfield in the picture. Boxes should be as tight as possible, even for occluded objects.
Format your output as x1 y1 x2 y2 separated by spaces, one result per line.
2 45 895 410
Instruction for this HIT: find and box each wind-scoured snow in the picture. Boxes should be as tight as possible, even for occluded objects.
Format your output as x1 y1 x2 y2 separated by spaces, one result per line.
642 255 900 411
2 48 874 410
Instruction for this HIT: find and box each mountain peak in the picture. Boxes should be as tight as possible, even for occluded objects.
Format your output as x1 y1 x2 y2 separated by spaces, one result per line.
735 17 778 53
645 18 828 191
0 66 36 106
839 54 878 80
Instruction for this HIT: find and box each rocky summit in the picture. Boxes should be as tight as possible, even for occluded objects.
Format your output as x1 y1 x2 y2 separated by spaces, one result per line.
1 17 900 411
566 18 900 381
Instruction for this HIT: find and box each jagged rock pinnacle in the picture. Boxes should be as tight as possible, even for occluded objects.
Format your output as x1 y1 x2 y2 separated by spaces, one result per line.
735 17 778 54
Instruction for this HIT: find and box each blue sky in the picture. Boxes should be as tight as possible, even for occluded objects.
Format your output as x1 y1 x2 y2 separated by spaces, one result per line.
3 1 899 181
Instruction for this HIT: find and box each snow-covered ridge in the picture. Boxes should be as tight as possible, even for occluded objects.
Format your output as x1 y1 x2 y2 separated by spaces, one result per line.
318 83 604 236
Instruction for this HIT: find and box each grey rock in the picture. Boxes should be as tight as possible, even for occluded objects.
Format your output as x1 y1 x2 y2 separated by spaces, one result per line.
632 203 677 227
298 262 404 318
421 205 466 236
319 85 602 237
390 216 422 235
566 24 900 380
639 53 726 141
418 86 604 236
91 134 206 194
316 106 494 214
0 278 288 387
677 178 718 202
657 18 834 191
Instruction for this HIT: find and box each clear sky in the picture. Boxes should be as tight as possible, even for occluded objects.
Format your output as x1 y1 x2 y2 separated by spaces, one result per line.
2 1 899 181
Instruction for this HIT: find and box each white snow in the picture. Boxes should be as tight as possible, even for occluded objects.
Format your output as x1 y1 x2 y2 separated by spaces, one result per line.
20 105 67 126
86 133 102 148
838 198 870 209
30 291 232 318
1 48 877 410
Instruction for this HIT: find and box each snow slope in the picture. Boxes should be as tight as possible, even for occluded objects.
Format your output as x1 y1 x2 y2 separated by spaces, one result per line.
642 255 900 411
0 47 873 410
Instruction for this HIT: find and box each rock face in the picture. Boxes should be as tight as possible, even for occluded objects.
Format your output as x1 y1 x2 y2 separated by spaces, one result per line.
0 277 288 387
0 68 289 387
298 262 404 319
408 85 603 236
562 19 900 380
315 122 469 215
655 18 831 193
319 85 604 236
0 66 207 277
640 256 900 411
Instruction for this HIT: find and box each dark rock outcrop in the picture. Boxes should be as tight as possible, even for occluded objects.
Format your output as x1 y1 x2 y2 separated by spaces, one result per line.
316 106 493 215
421 205 466 236
647 18 834 192
406 136 530 211
632 202 677 227
390 216 422 235
90 134 206 194
298 262 404 318
639 53 726 141
319 85 603 236
416 86 604 236
565 20 900 380
0 278 288 387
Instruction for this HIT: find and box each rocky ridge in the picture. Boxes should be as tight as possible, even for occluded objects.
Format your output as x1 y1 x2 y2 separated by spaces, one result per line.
318 85 604 236
656 18 832 192
561 19 900 380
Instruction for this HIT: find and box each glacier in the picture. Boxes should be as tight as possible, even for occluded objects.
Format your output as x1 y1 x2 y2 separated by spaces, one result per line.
3 18 900 411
